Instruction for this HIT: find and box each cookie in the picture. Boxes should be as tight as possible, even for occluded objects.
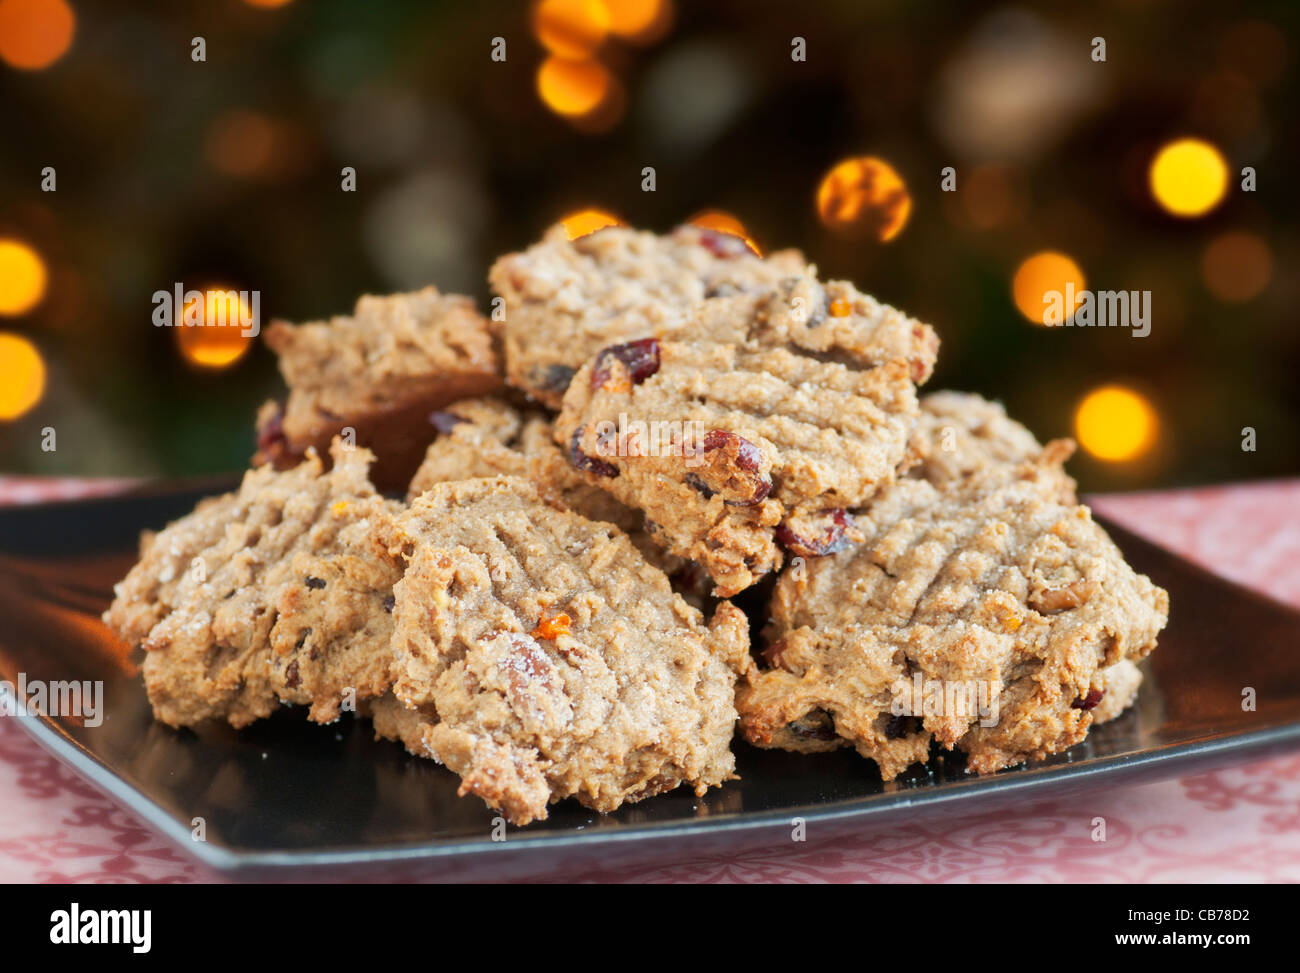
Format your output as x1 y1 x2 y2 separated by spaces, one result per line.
553 277 938 596
737 395 1168 778
910 391 1080 511
104 441 403 728
380 476 751 825
489 223 810 407
255 287 502 488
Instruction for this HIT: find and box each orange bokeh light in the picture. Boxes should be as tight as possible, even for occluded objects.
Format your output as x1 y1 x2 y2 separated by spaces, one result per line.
176 287 256 370
559 208 624 240
599 0 672 44
688 210 762 255
1012 251 1086 326
533 0 609 59
816 157 912 241
0 0 74 70
536 56 612 118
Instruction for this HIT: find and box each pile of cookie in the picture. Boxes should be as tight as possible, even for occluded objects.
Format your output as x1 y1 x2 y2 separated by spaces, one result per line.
105 224 1169 825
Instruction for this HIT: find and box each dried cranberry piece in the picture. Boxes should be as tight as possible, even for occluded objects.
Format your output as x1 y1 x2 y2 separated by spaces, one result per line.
590 338 661 390
285 660 301 689
698 429 771 506
775 509 859 558
429 411 467 435
884 714 922 739
568 427 619 478
704 429 755 468
1071 688 1105 711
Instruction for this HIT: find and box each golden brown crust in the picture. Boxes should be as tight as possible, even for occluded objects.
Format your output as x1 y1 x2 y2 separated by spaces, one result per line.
738 395 1168 778
104 442 402 728
384 476 750 824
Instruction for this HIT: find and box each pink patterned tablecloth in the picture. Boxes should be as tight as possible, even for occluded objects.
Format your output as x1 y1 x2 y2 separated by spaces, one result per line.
1 476 1298 883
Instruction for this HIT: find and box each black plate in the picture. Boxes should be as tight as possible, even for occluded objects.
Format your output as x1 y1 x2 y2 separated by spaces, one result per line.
2 481 1299 879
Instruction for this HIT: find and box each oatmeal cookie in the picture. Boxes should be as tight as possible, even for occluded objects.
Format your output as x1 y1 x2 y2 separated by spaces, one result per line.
554 279 937 596
737 404 1168 778
913 391 1077 501
104 442 403 728
255 287 502 488
382 476 751 825
489 223 810 407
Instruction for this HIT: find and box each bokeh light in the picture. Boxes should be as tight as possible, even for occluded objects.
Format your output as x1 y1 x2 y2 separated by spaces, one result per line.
176 287 256 370
1074 386 1157 462
599 0 672 44
0 331 46 420
1201 231 1273 303
533 0 609 59
0 0 75 70
536 56 611 118
1149 138 1229 218
244 0 292 7
559 208 624 240
1012 251 1085 326
816 157 912 241
0 238 47 316
687 209 761 255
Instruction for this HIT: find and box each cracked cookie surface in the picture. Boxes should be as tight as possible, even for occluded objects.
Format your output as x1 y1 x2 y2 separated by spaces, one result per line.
381 476 751 825
105 442 403 728
737 393 1168 778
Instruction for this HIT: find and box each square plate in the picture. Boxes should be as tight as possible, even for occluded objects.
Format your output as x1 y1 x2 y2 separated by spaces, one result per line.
2 481 1299 877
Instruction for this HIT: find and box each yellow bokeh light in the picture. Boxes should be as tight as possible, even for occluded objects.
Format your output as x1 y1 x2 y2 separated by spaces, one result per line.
599 0 672 44
688 209 762 255
559 208 624 240
1012 251 1086 326
0 238 47 316
1201 231 1272 303
244 0 293 6
816 157 912 242
0 0 75 71
1149 138 1229 218
533 0 609 59
1074 386 1157 462
536 56 611 118
0 332 46 420
176 287 255 369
